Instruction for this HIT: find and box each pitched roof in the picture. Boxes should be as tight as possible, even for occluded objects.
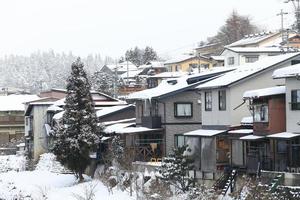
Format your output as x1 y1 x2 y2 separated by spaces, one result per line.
228 32 279 47
0 95 39 111
243 86 286 99
272 63 300 78
128 68 233 100
197 52 300 89
224 47 290 53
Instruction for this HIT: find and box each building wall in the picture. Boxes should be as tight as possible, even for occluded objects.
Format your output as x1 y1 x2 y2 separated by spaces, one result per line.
253 96 286 135
99 107 135 123
166 58 213 72
0 111 25 145
201 60 288 127
201 89 231 127
32 105 49 160
286 78 300 133
159 90 202 154
222 49 240 67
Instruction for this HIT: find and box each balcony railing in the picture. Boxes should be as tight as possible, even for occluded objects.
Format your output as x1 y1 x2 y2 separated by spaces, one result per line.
141 116 162 128
290 102 300 110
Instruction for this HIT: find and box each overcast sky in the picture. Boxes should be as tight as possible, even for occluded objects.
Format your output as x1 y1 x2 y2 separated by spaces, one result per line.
0 0 295 58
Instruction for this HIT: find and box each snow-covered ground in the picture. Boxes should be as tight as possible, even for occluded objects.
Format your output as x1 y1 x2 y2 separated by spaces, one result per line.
0 154 26 173
0 154 134 200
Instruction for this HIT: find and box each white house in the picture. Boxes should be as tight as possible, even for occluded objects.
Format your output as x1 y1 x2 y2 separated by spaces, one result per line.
273 64 300 133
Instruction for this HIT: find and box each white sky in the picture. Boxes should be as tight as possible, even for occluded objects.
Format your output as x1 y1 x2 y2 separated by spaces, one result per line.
0 0 295 58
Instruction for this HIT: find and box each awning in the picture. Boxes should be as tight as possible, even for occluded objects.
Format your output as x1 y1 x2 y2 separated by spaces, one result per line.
104 123 135 134
184 129 226 137
240 135 265 140
267 132 300 139
100 136 111 141
119 127 162 134
228 129 253 134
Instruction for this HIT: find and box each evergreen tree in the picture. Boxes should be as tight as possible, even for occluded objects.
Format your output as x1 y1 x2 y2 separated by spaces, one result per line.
52 58 101 181
143 46 158 64
159 145 194 193
90 70 122 96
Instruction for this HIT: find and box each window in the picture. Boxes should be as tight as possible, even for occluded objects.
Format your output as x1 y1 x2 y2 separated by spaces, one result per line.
218 90 226 110
205 91 212 111
277 140 287 153
175 65 181 71
175 135 185 148
245 55 259 63
254 104 269 122
174 102 192 117
291 90 300 110
228 57 234 65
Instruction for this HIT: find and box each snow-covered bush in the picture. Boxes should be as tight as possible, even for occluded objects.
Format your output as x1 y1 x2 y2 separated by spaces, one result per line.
158 145 194 193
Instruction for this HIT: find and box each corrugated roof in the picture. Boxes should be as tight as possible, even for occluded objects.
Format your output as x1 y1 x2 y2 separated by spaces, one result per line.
197 52 300 89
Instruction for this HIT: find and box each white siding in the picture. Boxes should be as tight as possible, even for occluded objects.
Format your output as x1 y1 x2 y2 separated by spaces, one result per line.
286 78 300 133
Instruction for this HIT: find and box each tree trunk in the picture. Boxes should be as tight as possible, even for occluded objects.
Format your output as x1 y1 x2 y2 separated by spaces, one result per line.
79 171 84 182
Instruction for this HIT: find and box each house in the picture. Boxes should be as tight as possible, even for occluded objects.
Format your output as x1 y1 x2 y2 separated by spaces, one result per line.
272 64 300 172
197 53 300 128
242 86 289 172
127 68 234 161
220 47 295 67
164 55 214 73
0 95 38 153
194 42 223 57
179 53 300 178
25 89 129 161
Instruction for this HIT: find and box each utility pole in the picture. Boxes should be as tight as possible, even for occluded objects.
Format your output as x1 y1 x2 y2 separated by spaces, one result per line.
277 9 289 42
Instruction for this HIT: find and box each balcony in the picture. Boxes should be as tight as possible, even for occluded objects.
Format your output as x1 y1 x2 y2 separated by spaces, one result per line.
141 116 162 129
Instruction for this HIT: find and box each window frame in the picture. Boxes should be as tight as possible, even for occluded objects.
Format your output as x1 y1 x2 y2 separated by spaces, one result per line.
205 91 212 111
218 90 226 111
174 134 185 148
174 102 193 118
228 57 234 65
253 104 269 122
245 55 259 63
291 89 300 110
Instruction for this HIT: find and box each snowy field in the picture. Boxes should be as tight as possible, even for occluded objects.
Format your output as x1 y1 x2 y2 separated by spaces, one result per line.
0 154 134 200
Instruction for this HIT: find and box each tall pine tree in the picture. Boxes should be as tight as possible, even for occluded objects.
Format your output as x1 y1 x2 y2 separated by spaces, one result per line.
52 58 100 181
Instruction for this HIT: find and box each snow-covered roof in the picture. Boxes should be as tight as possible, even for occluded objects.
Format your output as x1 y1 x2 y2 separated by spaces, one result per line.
272 63 300 78
0 95 39 111
105 126 161 134
164 55 196 65
240 135 265 140
241 116 253 125
128 76 193 100
266 132 300 139
96 105 134 118
47 104 63 112
53 97 126 107
197 52 300 89
184 129 226 137
106 61 138 72
104 123 135 134
120 69 143 78
225 47 288 53
228 129 253 134
151 71 187 78
129 67 234 100
53 111 64 120
210 56 225 61
228 32 279 47
243 86 286 99
103 118 136 126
